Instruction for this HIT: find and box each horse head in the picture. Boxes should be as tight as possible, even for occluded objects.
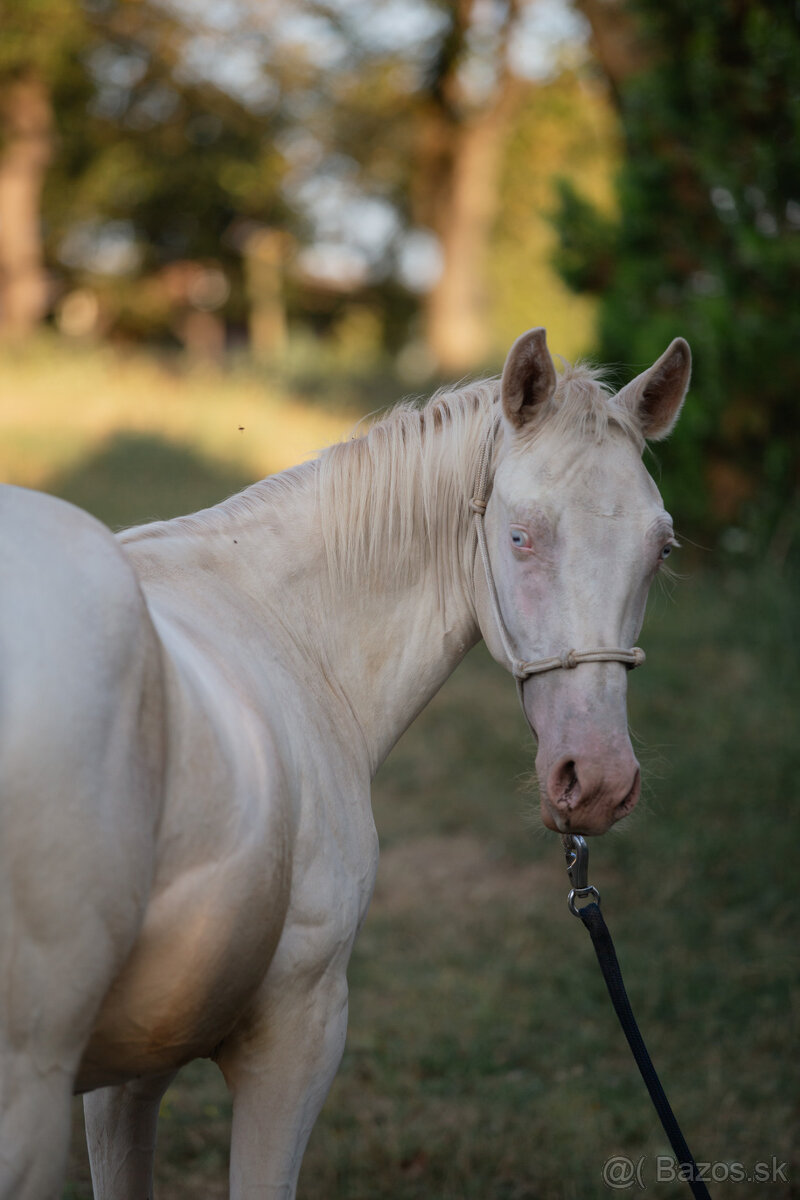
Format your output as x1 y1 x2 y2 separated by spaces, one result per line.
476 328 691 835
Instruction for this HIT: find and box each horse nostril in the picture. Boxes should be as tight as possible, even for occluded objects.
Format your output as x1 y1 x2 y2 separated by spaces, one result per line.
549 758 581 808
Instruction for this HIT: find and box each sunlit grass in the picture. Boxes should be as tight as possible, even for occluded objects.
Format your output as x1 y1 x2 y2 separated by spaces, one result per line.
0 336 358 498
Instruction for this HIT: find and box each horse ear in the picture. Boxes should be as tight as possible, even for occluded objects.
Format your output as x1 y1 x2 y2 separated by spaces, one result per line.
617 337 692 441
501 328 557 429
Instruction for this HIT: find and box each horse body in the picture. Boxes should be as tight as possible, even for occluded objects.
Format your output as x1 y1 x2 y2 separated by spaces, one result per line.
0 486 165 1196
0 329 691 1198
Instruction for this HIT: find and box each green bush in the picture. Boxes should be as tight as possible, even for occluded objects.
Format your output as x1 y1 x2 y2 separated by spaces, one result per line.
553 1 800 559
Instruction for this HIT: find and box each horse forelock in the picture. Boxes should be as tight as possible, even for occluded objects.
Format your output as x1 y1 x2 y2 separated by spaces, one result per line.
534 361 644 450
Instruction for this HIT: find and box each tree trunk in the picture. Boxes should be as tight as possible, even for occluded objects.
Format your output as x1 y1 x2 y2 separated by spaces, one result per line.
0 74 53 338
574 0 644 107
243 228 288 362
424 109 510 373
414 0 524 374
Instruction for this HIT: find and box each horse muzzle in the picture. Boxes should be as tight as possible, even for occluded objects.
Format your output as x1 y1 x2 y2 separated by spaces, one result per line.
522 674 642 836
537 753 641 835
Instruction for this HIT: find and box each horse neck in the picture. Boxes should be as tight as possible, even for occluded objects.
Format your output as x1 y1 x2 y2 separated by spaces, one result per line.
309 549 481 778
306 418 491 773
122 391 494 776
259 395 497 772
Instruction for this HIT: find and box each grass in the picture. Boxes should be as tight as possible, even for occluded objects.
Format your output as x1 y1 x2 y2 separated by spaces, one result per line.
1 341 794 1199
0 335 357 507
299 568 800 1200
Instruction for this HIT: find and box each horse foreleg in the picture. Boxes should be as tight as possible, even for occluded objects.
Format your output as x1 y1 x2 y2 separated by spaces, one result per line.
217 970 349 1200
83 1070 176 1200
0 1054 73 1200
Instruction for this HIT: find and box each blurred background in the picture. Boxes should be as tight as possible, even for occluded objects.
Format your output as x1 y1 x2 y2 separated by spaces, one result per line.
2 0 798 549
0 1 797 1197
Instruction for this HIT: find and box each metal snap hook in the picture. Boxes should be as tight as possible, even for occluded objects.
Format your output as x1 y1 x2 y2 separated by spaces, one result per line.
562 834 601 916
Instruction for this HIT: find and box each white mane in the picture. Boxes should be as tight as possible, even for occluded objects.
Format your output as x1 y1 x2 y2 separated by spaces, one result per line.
119 361 641 611
317 379 497 608
545 360 643 448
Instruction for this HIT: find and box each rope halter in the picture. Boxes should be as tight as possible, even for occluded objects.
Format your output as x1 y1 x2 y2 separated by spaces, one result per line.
470 413 646 687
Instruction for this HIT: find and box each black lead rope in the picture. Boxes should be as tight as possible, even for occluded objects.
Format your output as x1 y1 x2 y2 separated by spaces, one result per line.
563 836 711 1200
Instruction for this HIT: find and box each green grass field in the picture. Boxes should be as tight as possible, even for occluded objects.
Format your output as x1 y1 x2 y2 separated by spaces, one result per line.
2 343 795 1199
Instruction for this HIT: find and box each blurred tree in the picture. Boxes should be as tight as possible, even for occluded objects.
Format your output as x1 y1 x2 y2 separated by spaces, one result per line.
552 0 800 549
0 0 288 342
489 68 617 361
0 0 87 336
290 0 554 372
572 0 640 108
0 71 53 336
411 0 526 371
1 0 613 370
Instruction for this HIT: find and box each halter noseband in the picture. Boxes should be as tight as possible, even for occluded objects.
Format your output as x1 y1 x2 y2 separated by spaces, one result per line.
470 414 646 688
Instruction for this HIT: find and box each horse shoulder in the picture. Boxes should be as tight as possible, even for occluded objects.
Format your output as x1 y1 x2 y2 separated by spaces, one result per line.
76 533 377 1083
0 487 166 1078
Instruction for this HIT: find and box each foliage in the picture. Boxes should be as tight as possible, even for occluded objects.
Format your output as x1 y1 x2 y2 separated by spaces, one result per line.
0 0 87 84
552 0 800 550
2 0 288 337
280 1 616 366
0 0 615 363
489 71 618 361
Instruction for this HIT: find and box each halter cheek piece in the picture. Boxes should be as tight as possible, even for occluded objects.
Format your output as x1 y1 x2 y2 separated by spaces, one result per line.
470 415 645 692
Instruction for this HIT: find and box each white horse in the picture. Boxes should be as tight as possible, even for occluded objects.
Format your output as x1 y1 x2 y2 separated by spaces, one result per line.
0 328 690 1199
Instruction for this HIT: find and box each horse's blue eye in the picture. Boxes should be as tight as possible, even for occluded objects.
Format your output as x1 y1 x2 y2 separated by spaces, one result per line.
661 544 672 559
510 528 530 549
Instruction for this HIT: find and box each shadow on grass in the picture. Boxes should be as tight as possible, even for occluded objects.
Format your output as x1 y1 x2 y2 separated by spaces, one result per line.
44 430 255 531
